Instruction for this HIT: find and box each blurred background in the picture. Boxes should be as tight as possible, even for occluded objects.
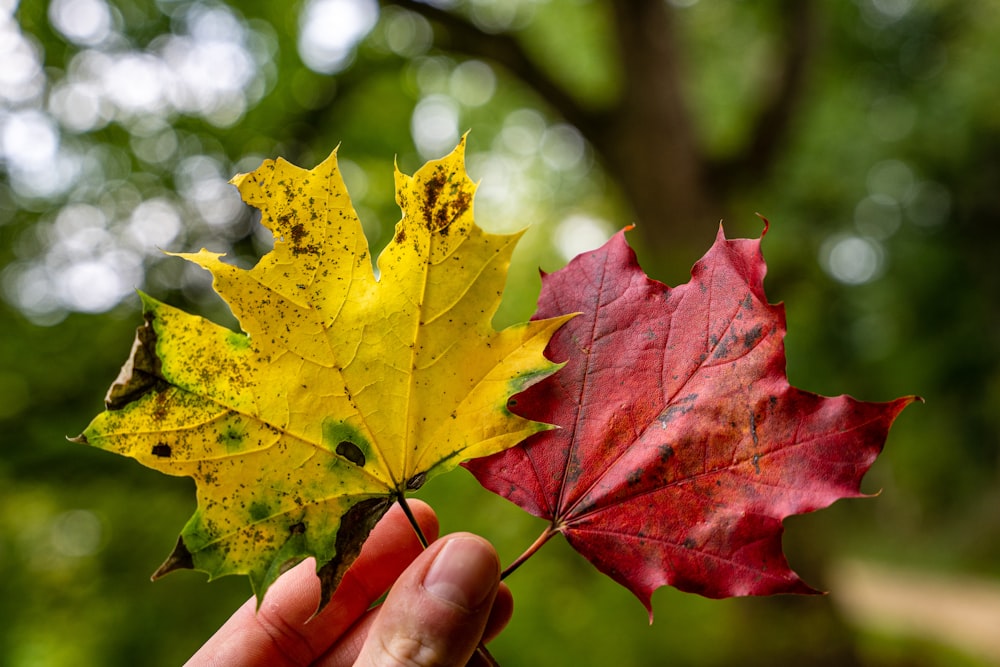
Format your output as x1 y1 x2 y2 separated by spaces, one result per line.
1 0 999 664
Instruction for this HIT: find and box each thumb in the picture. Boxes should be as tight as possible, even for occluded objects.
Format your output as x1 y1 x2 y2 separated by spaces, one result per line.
354 533 501 667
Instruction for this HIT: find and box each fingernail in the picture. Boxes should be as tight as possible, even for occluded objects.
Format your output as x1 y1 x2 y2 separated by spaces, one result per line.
423 536 498 611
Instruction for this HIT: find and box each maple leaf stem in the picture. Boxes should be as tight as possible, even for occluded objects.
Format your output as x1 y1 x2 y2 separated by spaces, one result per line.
500 523 560 581
395 492 501 666
395 493 430 549
474 644 501 666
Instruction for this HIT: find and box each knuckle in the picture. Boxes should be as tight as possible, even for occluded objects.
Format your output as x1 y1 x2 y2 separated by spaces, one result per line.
374 632 444 667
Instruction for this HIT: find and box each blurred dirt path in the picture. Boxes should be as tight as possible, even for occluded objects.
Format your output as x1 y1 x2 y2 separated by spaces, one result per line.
830 559 1000 664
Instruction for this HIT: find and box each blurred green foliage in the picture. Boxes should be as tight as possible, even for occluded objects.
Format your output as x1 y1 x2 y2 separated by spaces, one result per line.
2 0 999 665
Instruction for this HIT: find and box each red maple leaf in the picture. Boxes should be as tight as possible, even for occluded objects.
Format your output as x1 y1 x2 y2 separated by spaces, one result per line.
465 226 916 615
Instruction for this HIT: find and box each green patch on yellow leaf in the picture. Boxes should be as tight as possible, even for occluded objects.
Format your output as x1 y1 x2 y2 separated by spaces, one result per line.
76 138 570 609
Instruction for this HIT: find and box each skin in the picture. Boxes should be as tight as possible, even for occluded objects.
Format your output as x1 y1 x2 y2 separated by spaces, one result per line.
186 500 513 667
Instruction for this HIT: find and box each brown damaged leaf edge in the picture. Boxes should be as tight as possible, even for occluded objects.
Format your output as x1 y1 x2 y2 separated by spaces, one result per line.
152 500 394 614
105 309 167 410
68 306 166 447
316 497 392 611
152 536 195 580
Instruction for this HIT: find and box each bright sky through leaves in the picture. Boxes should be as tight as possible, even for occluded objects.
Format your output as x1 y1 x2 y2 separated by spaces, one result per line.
1 0 942 327
0 1 607 325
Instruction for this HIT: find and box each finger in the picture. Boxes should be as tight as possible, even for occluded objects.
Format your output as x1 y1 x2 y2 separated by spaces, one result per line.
314 582 512 666
185 500 438 667
481 582 513 644
354 533 501 667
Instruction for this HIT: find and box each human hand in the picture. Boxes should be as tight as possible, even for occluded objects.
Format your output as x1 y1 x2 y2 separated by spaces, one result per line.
186 500 513 666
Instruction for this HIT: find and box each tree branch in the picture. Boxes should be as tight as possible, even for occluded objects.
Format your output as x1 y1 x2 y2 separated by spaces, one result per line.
708 0 820 189
379 0 603 137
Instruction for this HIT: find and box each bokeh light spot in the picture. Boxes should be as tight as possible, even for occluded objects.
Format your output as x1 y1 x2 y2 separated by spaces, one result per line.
0 23 45 104
412 94 460 158
867 159 914 200
382 6 432 57
450 60 496 107
338 158 369 201
175 155 244 228
541 124 585 171
298 0 379 74
500 109 546 157
554 214 613 262
59 254 141 313
854 194 901 240
1 110 59 171
822 235 884 285
49 80 109 133
49 509 104 558
48 0 113 47
126 198 183 251
102 53 168 115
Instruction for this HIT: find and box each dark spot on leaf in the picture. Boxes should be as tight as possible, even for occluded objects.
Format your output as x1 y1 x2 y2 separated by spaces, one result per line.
289 522 306 535
683 538 696 549
292 243 319 257
336 441 366 467
422 170 471 233
219 424 245 450
152 443 172 458
658 394 697 427
406 472 427 491
713 334 733 359
659 444 675 462
323 420 373 467
423 172 445 229
284 221 319 256
276 213 292 235
249 501 271 521
743 324 764 349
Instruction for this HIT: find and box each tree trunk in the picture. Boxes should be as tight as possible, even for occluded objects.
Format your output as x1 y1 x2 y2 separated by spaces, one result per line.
597 0 724 270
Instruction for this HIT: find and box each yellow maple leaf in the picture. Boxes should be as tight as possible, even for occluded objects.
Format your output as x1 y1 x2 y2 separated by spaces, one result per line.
75 138 571 608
